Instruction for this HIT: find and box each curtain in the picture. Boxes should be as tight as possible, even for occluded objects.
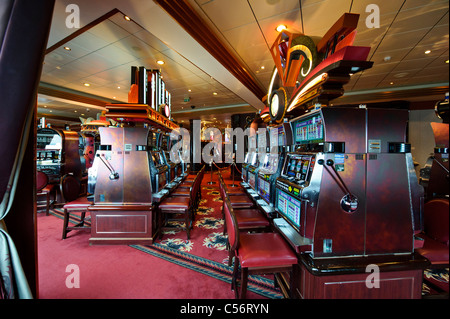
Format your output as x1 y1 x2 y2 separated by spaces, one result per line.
0 0 55 299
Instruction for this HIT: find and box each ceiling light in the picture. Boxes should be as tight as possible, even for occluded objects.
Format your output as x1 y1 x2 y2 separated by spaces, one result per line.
83 83 90 87
124 15 131 21
43 105 47 108
213 92 218 95
117 86 121 89
49 110 53 112
157 60 165 65
390 82 394 85
276 24 287 32
446 60 449 64
74 110 77 113
64 46 71 51
260 66 265 70
56 66 61 70
188 89 192 92
425 50 431 54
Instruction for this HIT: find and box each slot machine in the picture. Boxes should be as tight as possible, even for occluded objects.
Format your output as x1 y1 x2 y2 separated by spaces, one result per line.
88 126 156 244
256 123 293 210
160 133 178 182
37 128 82 183
148 130 169 194
272 107 428 299
241 129 257 184
246 126 268 193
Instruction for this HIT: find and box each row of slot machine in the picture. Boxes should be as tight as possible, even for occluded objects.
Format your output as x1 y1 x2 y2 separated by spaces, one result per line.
87 127 188 203
241 106 428 298
37 126 188 202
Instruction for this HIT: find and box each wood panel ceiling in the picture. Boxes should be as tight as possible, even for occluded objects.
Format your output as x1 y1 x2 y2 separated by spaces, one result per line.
38 0 449 128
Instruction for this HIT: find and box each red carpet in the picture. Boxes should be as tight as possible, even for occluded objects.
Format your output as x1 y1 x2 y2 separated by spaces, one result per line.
37 168 270 299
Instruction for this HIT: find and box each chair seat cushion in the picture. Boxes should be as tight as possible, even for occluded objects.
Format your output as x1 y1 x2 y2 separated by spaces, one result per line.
63 197 92 209
159 196 190 209
227 187 246 195
238 233 297 268
416 233 449 265
171 189 190 196
229 195 253 208
236 209 270 229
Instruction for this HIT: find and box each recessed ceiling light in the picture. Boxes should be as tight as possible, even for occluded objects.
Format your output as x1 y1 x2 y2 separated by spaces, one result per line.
213 92 218 95
188 89 192 92
81 114 85 116
124 15 131 21
43 105 47 108
260 66 265 70
56 66 61 70
49 110 53 112
157 60 165 65
83 83 90 87
390 82 394 85
425 50 431 54
446 60 449 64
64 46 71 51
74 110 77 113
117 86 121 89
276 25 287 32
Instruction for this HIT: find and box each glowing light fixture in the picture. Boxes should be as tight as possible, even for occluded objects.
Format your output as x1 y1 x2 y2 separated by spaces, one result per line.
425 50 431 54
83 83 90 87
64 46 71 51
124 15 131 21
276 24 287 32
157 60 165 65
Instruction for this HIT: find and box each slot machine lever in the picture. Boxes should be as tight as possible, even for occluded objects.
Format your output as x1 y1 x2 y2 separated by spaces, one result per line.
318 159 358 213
97 154 119 180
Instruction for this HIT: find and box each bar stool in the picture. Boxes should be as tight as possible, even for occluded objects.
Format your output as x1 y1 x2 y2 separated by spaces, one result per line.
223 196 297 299
60 174 92 239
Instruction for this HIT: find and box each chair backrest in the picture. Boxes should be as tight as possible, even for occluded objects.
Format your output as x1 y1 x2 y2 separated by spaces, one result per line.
424 198 449 245
60 174 81 203
223 193 239 252
36 171 48 191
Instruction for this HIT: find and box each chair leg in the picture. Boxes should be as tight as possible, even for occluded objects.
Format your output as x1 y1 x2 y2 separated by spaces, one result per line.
62 209 69 239
185 209 190 240
231 256 239 293
46 193 50 216
240 267 248 299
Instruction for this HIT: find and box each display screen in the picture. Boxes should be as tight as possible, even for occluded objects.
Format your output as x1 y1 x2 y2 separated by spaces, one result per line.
250 153 259 166
258 176 270 203
293 113 323 144
276 189 301 230
244 152 250 164
283 154 313 182
248 172 256 190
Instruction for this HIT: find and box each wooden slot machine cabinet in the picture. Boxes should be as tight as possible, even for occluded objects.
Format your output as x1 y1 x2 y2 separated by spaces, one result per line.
273 107 430 299
88 126 156 245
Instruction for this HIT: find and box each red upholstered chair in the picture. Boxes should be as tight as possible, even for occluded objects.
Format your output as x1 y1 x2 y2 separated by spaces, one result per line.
159 170 203 240
60 174 92 239
218 174 253 209
218 174 270 265
36 171 55 215
223 195 297 299
417 198 449 267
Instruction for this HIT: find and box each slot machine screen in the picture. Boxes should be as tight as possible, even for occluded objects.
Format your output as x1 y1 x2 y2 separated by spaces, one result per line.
244 152 250 164
286 158 297 177
258 176 270 203
276 189 301 231
251 153 259 166
248 172 256 189
293 113 323 144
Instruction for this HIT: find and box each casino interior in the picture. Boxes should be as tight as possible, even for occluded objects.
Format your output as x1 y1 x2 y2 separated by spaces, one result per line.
0 0 448 301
